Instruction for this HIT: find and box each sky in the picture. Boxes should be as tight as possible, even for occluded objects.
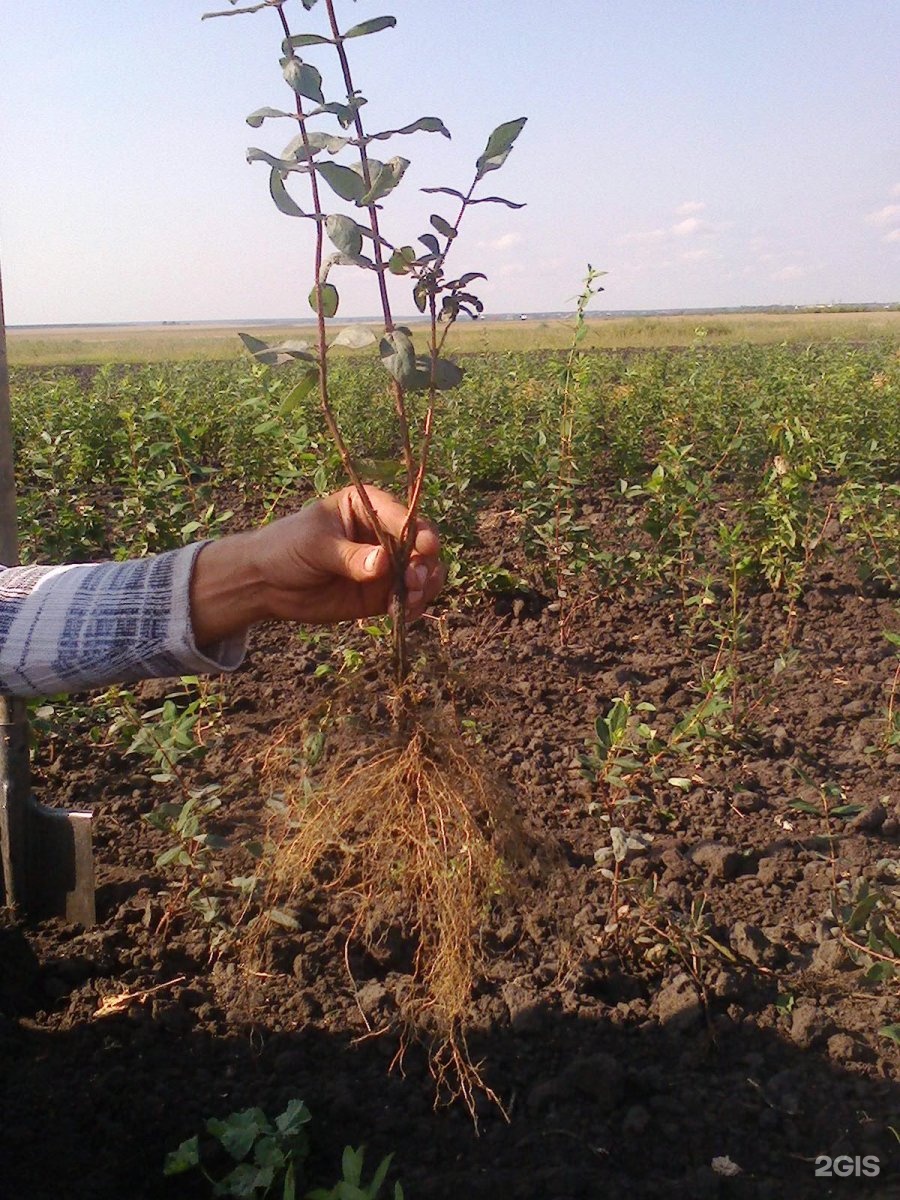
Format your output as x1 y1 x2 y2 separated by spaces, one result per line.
1 0 898 326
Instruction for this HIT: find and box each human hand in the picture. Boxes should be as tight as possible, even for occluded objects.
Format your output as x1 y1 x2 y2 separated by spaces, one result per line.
190 485 445 647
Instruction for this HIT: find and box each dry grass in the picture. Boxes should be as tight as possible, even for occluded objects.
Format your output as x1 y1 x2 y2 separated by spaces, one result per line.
256 701 535 1113
8 309 899 365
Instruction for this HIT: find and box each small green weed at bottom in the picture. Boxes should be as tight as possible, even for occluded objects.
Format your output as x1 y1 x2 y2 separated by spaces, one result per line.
164 1099 404 1200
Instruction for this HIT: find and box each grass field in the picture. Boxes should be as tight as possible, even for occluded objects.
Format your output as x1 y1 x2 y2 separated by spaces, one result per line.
7 307 900 365
4 331 899 1199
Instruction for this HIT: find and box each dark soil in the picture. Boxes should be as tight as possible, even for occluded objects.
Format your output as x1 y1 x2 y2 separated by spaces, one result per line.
1 487 898 1200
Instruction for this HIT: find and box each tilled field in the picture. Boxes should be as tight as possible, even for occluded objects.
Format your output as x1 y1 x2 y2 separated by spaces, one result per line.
1 484 898 1200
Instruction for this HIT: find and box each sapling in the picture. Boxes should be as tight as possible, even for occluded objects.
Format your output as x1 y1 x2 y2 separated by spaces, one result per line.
204 0 525 691
202 0 530 1108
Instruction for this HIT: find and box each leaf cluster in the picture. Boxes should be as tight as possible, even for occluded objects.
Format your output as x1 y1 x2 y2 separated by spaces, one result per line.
164 1098 402 1200
207 0 526 423
832 874 900 984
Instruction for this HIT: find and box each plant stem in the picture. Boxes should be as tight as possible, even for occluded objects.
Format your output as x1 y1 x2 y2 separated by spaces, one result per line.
322 0 415 500
275 3 394 565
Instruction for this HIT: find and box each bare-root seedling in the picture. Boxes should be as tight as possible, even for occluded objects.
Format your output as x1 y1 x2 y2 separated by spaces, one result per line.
203 0 536 1113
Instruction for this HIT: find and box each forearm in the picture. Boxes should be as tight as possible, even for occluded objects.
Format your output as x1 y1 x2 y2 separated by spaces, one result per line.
189 530 272 649
0 545 246 698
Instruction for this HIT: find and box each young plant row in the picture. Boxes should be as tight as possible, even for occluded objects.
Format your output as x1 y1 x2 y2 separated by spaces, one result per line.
10 341 898 604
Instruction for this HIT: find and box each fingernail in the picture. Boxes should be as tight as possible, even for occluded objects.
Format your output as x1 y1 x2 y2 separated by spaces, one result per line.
364 548 380 573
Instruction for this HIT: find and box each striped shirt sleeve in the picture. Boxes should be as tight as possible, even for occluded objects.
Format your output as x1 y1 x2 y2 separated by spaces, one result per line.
0 543 246 697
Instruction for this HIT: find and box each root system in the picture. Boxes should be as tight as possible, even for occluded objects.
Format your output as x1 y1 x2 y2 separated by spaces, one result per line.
255 698 537 1113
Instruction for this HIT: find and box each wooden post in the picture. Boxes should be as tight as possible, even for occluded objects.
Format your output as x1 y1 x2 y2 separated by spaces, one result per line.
0 257 30 910
0 262 96 925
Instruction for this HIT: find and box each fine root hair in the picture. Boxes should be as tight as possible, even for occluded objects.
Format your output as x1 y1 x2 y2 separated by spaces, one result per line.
255 704 536 1113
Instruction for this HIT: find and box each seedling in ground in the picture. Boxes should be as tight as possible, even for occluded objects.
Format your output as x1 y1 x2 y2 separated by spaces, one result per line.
203 0 529 1110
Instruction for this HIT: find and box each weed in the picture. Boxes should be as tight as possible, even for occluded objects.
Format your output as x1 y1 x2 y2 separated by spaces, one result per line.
308 1147 404 1200
108 677 223 784
165 1098 404 1200
580 694 662 799
143 786 228 871
837 476 900 590
830 873 899 983
876 628 900 751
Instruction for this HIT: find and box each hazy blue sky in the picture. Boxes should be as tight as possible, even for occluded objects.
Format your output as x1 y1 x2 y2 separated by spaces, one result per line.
1 0 898 325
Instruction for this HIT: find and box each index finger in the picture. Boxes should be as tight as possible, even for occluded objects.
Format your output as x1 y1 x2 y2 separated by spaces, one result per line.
355 486 441 559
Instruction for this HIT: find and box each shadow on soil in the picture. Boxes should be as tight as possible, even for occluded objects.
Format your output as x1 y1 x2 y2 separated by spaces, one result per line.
1 922 897 1200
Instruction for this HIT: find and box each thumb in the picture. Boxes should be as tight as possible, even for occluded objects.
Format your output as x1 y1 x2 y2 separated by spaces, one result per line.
335 540 390 584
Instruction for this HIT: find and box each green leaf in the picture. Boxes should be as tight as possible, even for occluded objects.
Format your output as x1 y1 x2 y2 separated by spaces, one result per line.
198 833 231 851
468 194 526 209
275 1099 312 1135
309 283 339 318
318 97 367 129
367 1153 394 1198
412 281 428 312
788 799 820 815
282 32 332 51
154 840 188 868
388 246 416 275
369 116 451 141
281 57 325 105
879 1023 900 1044
281 131 350 160
331 326 376 349
280 369 319 415
208 1110 271 1162
326 214 364 258
344 15 397 38
202 3 275 18
163 1136 200 1176
317 161 367 204
475 116 528 180
419 356 464 391
430 213 456 240
342 1146 363 1188
238 331 280 364
847 891 880 932
866 962 897 983
379 328 418 388
421 185 466 200
360 157 409 205
246 106 295 128
269 170 311 218
608 699 629 739
247 147 304 171
269 340 315 360
380 330 463 392
215 1162 264 1197
253 1137 286 1171
283 1159 297 1200
417 233 440 257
